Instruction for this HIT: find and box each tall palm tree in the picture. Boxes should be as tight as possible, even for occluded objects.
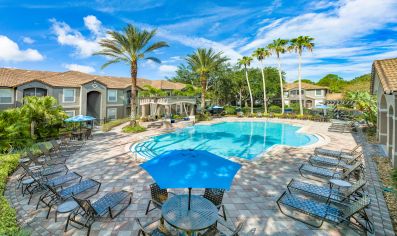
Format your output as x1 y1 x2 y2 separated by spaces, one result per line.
95 24 169 125
267 38 289 114
186 48 228 111
252 48 271 114
289 36 315 115
238 56 254 114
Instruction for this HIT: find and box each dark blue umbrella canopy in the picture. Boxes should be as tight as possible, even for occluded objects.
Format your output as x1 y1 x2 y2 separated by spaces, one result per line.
140 149 241 190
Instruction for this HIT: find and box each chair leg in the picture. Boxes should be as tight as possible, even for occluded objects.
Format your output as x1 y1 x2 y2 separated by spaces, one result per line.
221 205 227 221
145 200 152 215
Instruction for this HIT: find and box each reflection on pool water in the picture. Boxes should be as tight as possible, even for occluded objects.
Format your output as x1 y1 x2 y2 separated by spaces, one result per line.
131 121 318 160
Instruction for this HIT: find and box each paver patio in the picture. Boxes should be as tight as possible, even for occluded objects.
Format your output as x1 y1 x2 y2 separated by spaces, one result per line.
5 118 395 235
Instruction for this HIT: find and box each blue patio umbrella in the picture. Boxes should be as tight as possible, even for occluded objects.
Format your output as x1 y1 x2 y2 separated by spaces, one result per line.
64 115 96 122
314 104 331 116
212 105 223 109
140 149 241 210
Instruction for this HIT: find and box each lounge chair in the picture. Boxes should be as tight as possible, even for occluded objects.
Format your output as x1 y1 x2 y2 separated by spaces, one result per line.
298 161 363 181
287 178 366 203
38 143 67 165
49 140 73 157
147 121 163 128
237 111 244 118
36 179 101 219
66 191 132 235
145 183 174 215
277 192 373 233
198 220 256 236
203 188 227 221
314 144 361 159
135 218 173 236
309 153 363 169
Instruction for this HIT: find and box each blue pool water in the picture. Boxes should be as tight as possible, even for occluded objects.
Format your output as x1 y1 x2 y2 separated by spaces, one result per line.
132 121 318 160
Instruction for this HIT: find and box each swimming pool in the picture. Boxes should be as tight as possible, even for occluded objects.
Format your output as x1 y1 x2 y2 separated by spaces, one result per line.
131 121 318 160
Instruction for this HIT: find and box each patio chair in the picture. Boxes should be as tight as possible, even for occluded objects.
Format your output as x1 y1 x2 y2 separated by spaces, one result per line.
36 179 101 219
298 161 363 181
287 178 366 203
49 140 73 157
314 144 361 159
65 190 132 235
198 220 256 236
276 192 373 233
147 121 163 128
203 188 227 221
308 152 363 169
38 143 67 165
145 183 174 215
237 111 244 118
256 112 262 118
135 218 173 236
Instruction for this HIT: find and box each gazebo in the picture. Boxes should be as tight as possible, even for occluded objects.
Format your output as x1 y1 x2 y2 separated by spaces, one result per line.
139 96 196 118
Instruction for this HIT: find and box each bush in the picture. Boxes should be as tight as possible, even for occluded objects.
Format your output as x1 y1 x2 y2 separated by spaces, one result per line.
101 118 130 132
268 105 282 113
0 154 20 235
122 125 146 133
224 106 236 115
195 113 212 122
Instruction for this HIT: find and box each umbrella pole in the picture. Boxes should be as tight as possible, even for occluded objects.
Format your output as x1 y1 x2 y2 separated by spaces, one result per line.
188 187 192 210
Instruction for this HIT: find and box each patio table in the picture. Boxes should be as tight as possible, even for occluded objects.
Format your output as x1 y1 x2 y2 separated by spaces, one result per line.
161 194 218 235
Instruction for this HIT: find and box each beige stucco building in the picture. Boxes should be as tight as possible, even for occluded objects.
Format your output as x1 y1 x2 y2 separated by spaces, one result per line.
0 68 190 121
284 82 329 108
371 58 397 167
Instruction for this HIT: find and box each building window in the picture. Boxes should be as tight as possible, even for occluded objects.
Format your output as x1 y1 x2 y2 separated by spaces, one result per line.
108 90 117 102
63 89 75 103
107 108 117 120
0 88 13 104
23 88 47 97
65 110 75 117
315 89 323 96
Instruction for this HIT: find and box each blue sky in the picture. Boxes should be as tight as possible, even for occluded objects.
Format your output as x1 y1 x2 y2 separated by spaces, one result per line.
0 0 397 82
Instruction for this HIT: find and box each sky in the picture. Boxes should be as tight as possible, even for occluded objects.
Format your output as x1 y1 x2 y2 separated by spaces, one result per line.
0 0 397 82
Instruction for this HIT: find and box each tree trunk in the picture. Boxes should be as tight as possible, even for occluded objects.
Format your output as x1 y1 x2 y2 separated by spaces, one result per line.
200 74 207 112
30 121 35 139
260 61 268 114
298 53 303 115
130 61 138 126
238 90 242 108
245 68 254 114
277 57 284 114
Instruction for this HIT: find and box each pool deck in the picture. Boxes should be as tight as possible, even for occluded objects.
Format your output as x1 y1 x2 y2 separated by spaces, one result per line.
5 118 395 235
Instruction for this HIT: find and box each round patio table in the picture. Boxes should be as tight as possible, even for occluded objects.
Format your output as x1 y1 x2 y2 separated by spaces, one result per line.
161 194 218 235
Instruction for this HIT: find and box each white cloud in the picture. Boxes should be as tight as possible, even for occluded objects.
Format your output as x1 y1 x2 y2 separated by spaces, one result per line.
50 16 104 58
63 64 95 73
22 36 35 44
0 35 44 62
159 64 177 76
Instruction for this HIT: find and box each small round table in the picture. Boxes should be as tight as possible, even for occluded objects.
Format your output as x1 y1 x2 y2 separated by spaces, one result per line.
162 195 218 235
56 200 78 222
329 179 352 189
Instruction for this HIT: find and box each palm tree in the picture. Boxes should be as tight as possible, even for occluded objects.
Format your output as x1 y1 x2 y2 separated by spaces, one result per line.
238 56 254 114
252 48 271 114
267 38 289 114
289 36 315 115
186 48 228 111
95 24 169 125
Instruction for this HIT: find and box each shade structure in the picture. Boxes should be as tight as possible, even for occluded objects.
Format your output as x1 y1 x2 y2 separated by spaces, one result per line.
140 149 241 190
64 115 96 123
314 105 331 109
212 106 223 109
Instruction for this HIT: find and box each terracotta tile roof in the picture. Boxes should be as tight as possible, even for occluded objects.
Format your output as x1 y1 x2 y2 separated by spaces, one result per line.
371 58 397 94
0 68 186 90
325 93 344 100
284 82 328 91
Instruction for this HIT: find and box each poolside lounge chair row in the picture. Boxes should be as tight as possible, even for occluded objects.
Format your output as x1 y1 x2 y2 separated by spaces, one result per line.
17 138 132 236
276 144 374 234
328 120 357 133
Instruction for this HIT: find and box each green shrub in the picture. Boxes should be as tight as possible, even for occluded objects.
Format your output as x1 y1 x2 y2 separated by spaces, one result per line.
268 105 282 113
172 114 183 120
195 113 211 122
122 125 146 133
224 106 236 115
0 154 20 235
101 118 130 132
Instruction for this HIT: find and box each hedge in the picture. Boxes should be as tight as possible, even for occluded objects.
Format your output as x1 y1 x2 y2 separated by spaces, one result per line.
0 154 20 235
101 118 130 132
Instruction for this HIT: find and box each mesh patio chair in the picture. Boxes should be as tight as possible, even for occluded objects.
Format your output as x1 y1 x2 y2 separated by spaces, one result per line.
198 220 256 236
145 183 174 215
66 191 132 235
287 178 366 203
277 192 373 233
135 218 173 236
298 161 363 181
203 188 227 221
314 144 361 159
37 143 67 165
36 179 101 219
49 140 73 157
309 152 363 170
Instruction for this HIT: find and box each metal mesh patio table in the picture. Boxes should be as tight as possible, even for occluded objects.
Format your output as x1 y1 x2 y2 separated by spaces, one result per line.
161 194 218 233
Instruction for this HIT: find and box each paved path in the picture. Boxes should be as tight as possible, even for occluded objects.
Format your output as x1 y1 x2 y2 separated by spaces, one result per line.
5 118 395 235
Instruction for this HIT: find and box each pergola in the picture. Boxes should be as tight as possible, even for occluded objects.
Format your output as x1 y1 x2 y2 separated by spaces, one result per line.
139 96 196 118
